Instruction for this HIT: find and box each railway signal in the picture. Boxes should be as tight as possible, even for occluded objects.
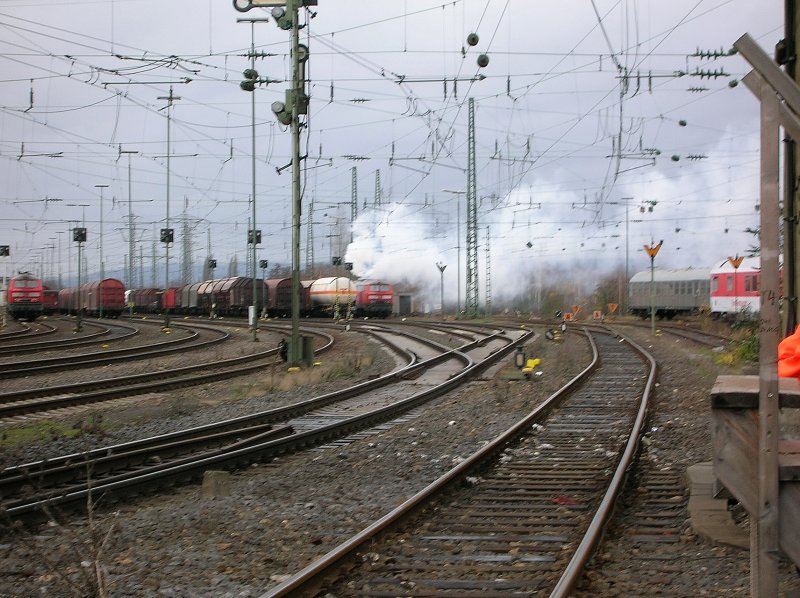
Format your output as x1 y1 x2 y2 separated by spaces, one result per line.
643 240 664 335
72 227 87 332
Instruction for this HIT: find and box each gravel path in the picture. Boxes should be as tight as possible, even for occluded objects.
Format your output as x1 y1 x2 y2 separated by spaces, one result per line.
1 321 799 597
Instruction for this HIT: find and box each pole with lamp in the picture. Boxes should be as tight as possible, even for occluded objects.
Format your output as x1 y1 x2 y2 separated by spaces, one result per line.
94 184 109 317
0 245 8 328
442 189 465 315
259 259 268 317
235 0 311 365
436 261 446 317
643 240 663 336
238 16 271 341
73 227 87 332
208 258 217 318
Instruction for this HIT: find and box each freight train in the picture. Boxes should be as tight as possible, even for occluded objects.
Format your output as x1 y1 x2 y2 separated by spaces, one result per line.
123 276 395 319
4 271 394 322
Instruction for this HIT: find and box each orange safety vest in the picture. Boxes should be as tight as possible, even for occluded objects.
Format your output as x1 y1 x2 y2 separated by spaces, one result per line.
778 326 800 378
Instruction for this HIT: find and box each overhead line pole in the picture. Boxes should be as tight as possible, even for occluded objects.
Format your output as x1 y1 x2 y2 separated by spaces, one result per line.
238 17 270 342
94 184 109 318
157 87 180 329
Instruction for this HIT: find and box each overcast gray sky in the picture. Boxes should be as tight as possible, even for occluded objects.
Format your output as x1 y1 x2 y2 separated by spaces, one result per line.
0 0 784 306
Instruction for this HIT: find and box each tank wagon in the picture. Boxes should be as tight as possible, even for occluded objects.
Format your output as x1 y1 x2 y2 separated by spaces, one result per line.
7 272 44 321
308 276 356 316
628 268 710 319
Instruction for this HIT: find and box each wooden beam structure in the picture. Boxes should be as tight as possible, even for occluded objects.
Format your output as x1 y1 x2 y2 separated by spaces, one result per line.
733 32 788 597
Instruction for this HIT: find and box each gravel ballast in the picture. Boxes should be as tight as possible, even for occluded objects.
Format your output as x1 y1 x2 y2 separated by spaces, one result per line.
1 321 799 597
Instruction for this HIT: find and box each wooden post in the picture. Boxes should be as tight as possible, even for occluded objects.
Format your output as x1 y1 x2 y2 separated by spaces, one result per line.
754 72 781 598
735 33 786 597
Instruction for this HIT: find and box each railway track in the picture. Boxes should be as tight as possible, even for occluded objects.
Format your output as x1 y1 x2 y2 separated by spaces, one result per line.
1 323 527 524
611 319 731 347
0 326 332 421
265 327 655 597
0 318 136 356
0 320 57 341
0 319 228 379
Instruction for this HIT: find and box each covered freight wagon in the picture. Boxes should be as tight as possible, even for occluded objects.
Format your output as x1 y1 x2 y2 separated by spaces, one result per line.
83 278 126 317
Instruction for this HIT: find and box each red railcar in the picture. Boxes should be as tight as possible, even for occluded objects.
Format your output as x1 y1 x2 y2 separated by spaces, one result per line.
161 287 180 312
83 278 126 317
710 256 764 317
354 280 394 318
42 289 59 315
7 272 44 321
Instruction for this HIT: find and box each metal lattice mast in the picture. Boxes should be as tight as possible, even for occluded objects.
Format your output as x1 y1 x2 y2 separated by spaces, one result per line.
351 166 357 243
151 233 157 287
181 196 191 284
374 169 382 209
465 97 479 317
306 195 315 276
485 225 491 319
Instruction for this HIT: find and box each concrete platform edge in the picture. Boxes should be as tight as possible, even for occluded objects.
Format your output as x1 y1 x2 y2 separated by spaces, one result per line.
686 462 749 550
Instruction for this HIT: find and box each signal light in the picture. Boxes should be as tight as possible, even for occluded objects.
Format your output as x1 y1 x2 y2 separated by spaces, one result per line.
248 229 262 245
208 258 217 269
241 68 259 92
259 259 269 269
271 100 292 126
271 6 293 30
73 228 87 243
160 228 174 244
0 245 9 256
